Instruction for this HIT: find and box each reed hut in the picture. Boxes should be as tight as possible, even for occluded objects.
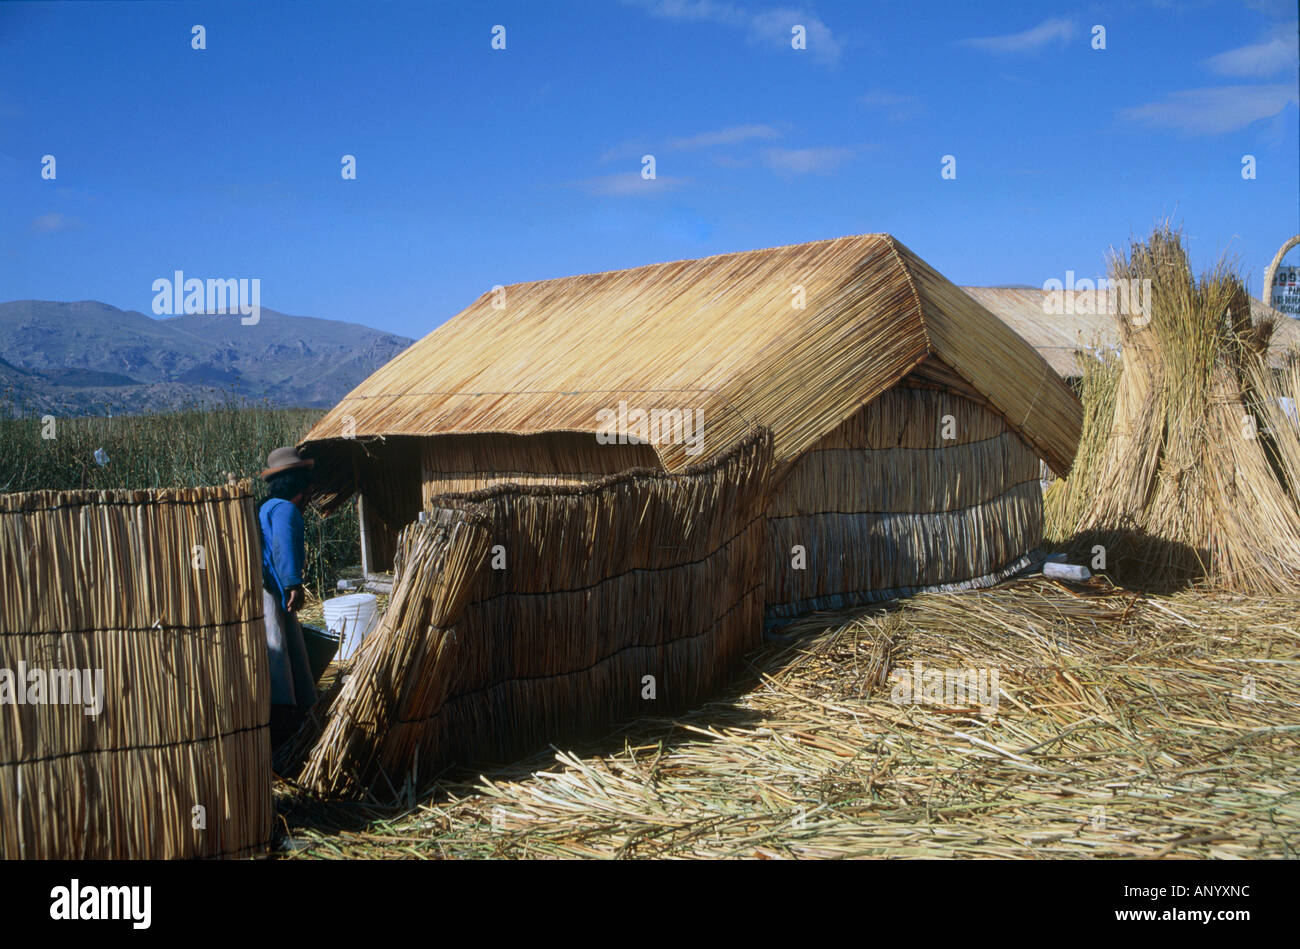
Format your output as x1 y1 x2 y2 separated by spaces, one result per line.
301 234 1083 621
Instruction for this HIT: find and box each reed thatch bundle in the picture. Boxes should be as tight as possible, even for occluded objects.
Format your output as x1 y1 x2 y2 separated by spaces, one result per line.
1043 348 1121 533
296 508 491 799
0 482 271 859
300 430 773 800
766 386 1043 620
1047 225 1300 592
1246 352 1300 496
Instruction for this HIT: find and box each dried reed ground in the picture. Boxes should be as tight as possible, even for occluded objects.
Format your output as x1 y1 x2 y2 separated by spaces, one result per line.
276 577 1299 858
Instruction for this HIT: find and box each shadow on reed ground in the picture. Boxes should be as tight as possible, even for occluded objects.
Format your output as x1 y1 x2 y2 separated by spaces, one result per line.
271 629 841 854
1049 528 1208 595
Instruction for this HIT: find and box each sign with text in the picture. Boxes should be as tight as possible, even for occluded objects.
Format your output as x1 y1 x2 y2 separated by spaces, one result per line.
1271 264 1300 319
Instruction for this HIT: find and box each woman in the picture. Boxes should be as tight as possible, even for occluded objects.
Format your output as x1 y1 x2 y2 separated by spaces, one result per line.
258 446 318 749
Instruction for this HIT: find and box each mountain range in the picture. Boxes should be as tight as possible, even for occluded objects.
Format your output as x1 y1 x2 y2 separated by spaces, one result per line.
0 300 414 414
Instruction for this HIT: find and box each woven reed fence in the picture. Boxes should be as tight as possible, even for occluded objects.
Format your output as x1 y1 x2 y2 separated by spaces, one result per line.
301 430 773 799
766 387 1042 621
0 483 271 859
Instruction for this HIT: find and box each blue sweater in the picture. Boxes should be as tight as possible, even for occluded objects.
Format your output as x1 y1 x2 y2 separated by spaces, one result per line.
260 497 305 609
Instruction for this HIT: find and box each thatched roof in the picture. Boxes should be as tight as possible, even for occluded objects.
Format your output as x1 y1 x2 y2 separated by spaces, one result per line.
302 234 1082 477
962 286 1300 378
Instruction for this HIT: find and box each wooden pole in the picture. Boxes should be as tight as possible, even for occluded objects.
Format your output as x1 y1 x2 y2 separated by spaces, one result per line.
358 492 372 580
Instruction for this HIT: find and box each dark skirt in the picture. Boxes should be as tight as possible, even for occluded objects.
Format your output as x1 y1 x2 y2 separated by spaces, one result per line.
263 589 317 709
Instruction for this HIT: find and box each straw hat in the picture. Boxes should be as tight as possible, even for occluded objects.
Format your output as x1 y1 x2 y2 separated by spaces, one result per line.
261 446 315 481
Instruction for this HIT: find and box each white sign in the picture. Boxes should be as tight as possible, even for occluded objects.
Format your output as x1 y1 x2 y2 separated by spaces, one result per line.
1272 264 1300 319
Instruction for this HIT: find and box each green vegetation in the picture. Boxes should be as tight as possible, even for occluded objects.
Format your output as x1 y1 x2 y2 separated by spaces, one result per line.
0 401 359 598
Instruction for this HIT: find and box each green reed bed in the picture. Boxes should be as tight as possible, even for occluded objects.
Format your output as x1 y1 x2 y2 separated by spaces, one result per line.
0 401 359 598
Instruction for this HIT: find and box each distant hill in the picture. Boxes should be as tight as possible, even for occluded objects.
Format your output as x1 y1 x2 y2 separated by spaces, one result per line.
0 300 413 414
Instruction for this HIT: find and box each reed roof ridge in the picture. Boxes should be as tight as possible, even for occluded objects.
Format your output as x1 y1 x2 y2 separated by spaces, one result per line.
480 233 893 294
881 234 931 352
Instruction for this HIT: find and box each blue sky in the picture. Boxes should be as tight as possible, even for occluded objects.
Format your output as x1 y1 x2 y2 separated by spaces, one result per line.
2 0 1297 339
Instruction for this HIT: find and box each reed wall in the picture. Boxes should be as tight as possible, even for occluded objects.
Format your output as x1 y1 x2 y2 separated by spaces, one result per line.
420 431 660 501
765 387 1042 621
0 482 271 859
301 430 772 800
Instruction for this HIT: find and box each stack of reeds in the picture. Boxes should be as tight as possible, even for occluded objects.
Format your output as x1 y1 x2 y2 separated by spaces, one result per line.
1047 225 1300 592
766 386 1042 621
1043 347 1121 535
300 429 773 800
296 507 491 797
1247 350 1300 495
0 482 271 858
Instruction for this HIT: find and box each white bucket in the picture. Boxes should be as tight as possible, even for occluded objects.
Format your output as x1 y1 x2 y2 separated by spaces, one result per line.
322 593 379 661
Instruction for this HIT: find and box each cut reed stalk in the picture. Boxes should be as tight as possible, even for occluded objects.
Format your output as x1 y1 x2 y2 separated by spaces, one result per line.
280 578 1300 860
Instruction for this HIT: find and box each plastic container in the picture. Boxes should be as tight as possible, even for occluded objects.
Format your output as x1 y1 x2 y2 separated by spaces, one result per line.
300 624 341 684
1043 561 1092 582
322 593 379 661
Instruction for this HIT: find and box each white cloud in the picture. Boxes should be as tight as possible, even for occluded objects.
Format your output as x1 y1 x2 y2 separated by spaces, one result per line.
577 173 689 196
1120 84 1298 134
635 0 743 24
860 91 913 107
959 17 1078 54
1242 0 1295 17
860 90 921 121
748 8 841 63
31 213 84 233
667 124 781 150
601 124 781 164
1206 24 1299 78
598 140 651 164
628 0 842 64
762 145 856 175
